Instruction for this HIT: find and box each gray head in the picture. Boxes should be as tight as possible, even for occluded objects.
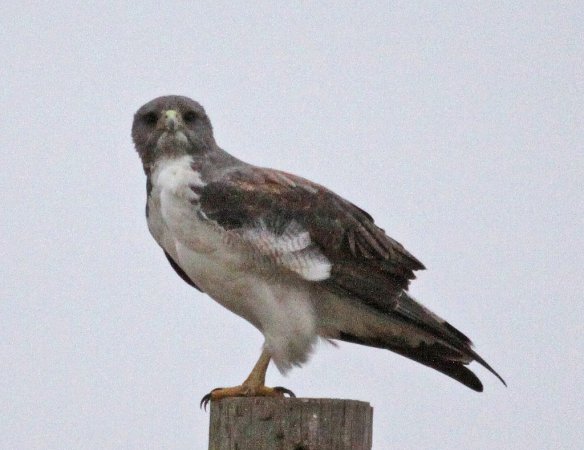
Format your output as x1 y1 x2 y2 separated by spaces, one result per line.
132 96 216 173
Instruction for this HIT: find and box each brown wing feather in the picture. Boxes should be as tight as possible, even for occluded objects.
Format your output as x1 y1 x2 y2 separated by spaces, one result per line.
200 166 425 306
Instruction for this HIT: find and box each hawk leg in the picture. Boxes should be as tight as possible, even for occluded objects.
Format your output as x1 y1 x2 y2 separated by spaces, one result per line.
200 349 295 410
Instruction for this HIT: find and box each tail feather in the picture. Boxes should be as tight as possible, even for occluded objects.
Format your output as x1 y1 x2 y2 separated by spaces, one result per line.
333 291 506 391
463 345 507 387
392 292 506 387
338 331 484 392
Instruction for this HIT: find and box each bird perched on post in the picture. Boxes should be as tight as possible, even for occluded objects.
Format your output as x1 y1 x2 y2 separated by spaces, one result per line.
131 95 505 407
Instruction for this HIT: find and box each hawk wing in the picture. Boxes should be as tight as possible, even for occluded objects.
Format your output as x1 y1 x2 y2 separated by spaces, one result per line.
199 166 425 309
164 250 203 292
198 165 505 391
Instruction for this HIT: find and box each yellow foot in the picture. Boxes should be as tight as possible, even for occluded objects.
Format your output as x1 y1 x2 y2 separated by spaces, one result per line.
200 385 295 410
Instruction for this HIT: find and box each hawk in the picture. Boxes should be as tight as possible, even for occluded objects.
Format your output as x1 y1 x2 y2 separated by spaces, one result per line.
131 95 505 406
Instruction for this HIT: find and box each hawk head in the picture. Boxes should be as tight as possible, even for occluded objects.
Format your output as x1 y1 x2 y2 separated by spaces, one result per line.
132 95 216 174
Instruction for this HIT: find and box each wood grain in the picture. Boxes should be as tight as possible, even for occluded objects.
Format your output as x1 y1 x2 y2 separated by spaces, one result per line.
208 397 372 450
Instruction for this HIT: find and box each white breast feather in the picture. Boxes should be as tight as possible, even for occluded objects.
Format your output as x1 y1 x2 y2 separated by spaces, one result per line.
148 155 320 371
153 155 203 201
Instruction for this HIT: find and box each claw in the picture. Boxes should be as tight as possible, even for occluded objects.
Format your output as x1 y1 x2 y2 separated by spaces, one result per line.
200 393 211 411
200 387 223 411
273 386 296 398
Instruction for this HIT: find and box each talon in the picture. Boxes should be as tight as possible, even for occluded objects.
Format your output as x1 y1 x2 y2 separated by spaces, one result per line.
200 387 224 411
199 385 296 411
273 386 296 398
200 393 211 411
199 350 295 411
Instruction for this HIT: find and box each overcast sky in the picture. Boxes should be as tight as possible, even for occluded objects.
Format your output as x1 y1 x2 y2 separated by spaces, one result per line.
1 2 582 449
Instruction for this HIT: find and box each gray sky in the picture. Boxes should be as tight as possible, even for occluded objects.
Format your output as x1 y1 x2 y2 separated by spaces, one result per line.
1 2 582 449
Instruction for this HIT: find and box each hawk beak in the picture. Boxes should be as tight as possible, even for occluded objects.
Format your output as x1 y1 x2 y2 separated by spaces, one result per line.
164 110 180 131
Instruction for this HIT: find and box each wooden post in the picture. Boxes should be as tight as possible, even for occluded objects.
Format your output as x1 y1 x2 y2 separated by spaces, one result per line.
208 398 373 450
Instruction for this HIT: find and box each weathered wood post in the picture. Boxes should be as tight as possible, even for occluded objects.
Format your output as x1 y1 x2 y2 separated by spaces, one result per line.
208 398 373 450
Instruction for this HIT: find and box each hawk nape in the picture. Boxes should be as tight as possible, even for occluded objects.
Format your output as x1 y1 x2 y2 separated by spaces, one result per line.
131 95 505 406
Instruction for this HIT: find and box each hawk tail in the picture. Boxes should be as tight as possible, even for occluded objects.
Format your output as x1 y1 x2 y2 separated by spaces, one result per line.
333 292 505 392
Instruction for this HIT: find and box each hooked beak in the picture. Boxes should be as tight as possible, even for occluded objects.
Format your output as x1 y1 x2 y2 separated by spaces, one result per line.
164 109 180 131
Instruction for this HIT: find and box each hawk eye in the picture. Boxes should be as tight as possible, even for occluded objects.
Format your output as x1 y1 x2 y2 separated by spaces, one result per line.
142 112 158 125
183 111 198 123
